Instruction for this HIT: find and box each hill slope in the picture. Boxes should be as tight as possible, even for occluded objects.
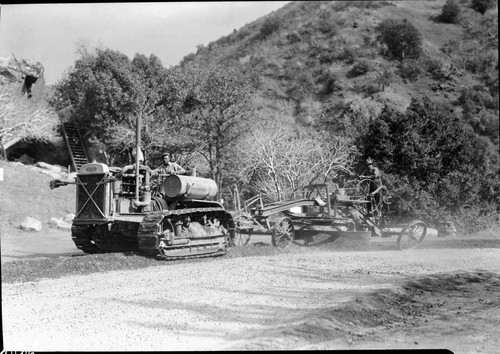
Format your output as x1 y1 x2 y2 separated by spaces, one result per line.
181 0 498 141
0 160 75 232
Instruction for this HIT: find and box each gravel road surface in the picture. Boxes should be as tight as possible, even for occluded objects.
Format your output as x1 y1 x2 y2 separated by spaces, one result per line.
2 235 500 352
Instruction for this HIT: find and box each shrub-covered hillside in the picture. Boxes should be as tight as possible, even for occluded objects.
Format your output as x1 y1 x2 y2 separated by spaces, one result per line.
182 1 497 144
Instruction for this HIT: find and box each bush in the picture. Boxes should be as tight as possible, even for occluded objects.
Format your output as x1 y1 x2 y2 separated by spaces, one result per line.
337 46 360 64
441 40 461 55
471 0 496 14
420 56 444 79
377 19 422 60
399 59 422 81
439 0 461 23
347 59 371 78
286 30 301 43
259 17 281 39
453 204 500 234
321 72 343 95
316 9 339 35
464 51 497 74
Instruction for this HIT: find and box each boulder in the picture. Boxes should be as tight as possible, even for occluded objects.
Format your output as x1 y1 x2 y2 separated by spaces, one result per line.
16 154 36 165
48 217 60 228
19 217 42 232
48 214 75 230
63 213 75 222
38 168 61 179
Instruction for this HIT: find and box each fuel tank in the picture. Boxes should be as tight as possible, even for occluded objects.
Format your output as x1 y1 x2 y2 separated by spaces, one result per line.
161 175 218 199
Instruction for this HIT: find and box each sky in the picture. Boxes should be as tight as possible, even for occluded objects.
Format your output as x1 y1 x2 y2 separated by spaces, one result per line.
0 2 288 85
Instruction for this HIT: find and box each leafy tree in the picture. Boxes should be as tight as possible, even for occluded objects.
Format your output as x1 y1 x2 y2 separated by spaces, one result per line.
377 19 422 60
471 0 496 14
50 47 175 165
172 64 255 195
356 97 494 218
439 0 461 23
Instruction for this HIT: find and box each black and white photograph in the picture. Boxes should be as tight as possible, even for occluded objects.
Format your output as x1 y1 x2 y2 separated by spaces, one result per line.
1 1 499 352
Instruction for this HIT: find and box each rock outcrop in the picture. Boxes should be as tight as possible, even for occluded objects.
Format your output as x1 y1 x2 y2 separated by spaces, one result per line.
0 56 44 98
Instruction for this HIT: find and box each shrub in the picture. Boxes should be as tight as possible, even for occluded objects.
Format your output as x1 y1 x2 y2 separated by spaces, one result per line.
420 56 444 79
286 30 301 43
439 0 461 23
464 51 497 74
337 46 360 64
321 71 343 95
347 59 371 78
259 17 281 39
316 9 339 35
453 204 500 234
471 0 496 14
441 40 461 55
399 59 422 81
377 19 422 60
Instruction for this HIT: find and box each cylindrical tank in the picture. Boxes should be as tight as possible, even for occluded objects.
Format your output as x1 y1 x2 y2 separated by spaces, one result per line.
162 175 218 199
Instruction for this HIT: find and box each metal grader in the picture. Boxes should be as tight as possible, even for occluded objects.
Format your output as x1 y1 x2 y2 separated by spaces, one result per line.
232 179 427 250
50 120 235 260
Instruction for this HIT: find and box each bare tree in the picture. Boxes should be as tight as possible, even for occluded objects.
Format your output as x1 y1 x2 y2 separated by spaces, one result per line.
0 85 59 154
239 120 356 201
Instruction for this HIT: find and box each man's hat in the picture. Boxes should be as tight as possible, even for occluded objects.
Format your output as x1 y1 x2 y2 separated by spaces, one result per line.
366 157 373 165
162 152 169 158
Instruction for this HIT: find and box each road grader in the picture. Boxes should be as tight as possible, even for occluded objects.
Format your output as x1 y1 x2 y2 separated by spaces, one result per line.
232 179 427 250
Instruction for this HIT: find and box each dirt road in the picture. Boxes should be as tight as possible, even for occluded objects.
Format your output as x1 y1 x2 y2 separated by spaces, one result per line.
2 235 500 352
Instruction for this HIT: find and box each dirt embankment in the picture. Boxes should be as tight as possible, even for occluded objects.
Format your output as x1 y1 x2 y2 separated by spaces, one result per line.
2 239 500 352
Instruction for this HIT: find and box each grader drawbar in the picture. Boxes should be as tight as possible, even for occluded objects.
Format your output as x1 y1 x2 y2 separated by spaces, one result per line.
232 183 427 250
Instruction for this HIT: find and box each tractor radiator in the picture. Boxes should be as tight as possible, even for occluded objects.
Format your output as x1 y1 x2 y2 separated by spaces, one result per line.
75 163 112 222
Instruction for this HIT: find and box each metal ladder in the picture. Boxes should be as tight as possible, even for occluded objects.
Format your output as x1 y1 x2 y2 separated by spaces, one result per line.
62 122 88 172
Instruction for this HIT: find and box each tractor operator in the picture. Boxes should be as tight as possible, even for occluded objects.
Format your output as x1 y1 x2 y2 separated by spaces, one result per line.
151 152 186 177
359 157 383 215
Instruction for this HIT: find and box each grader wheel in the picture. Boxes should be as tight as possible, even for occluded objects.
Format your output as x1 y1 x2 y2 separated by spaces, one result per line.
272 217 295 247
233 213 253 247
397 220 427 250
357 179 374 196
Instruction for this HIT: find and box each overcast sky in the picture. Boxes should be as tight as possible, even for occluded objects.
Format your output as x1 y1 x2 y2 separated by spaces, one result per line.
0 2 288 85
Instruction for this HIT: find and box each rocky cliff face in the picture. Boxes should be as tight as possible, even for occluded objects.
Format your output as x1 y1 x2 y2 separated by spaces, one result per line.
0 56 45 98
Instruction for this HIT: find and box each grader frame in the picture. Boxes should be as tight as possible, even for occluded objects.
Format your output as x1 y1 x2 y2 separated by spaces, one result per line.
231 181 427 250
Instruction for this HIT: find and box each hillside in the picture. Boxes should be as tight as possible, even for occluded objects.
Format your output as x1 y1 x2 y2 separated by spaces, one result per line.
0 159 75 232
181 0 498 138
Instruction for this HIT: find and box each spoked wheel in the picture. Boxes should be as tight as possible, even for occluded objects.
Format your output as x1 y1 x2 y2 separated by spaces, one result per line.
397 220 427 250
232 213 253 247
272 217 295 247
357 179 375 197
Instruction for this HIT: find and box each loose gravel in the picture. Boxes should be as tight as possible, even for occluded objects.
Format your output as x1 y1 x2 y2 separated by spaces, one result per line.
2 238 500 352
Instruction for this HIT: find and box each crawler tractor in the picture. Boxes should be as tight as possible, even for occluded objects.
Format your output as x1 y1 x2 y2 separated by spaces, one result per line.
50 115 234 259
51 163 235 259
